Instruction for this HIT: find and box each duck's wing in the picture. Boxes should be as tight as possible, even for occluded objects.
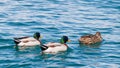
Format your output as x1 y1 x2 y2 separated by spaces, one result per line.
45 42 62 47
80 35 93 42
14 36 29 40
14 36 30 42
20 37 36 41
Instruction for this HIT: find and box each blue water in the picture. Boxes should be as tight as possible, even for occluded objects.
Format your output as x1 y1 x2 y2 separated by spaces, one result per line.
0 0 120 68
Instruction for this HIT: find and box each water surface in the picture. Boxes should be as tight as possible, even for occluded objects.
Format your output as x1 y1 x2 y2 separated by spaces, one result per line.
0 0 120 68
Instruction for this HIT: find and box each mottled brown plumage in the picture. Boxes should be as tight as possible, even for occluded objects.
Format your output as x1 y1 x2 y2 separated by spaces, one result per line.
79 32 102 45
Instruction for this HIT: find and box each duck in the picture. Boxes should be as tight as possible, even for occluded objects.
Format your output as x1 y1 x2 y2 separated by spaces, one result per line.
40 36 70 54
79 32 102 45
14 32 41 46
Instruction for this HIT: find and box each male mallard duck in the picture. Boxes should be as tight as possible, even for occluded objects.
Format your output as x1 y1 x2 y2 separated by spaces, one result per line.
40 36 70 54
79 32 102 45
14 32 41 46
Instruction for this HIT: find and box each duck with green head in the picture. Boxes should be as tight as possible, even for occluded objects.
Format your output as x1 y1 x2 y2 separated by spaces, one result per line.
40 36 70 54
14 32 42 46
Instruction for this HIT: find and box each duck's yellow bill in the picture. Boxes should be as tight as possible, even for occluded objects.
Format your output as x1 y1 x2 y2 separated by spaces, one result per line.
68 40 71 42
40 35 43 38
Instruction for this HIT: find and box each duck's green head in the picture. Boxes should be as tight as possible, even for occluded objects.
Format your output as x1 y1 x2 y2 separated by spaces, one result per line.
60 36 70 44
33 32 41 40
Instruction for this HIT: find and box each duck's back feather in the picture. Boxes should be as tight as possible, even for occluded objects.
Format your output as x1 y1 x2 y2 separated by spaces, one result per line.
45 42 62 47
14 36 29 40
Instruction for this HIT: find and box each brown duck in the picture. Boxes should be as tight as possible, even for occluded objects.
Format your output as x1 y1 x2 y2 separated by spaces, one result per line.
79 32 102 45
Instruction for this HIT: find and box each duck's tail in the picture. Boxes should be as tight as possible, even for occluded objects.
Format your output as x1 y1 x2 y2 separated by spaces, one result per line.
40 45 48 51
13 38 21 45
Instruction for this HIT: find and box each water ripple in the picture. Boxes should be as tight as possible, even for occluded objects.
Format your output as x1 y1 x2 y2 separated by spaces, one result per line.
0 0 120 68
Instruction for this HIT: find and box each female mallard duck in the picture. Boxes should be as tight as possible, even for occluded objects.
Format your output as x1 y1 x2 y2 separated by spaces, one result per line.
79 32 102 45
14 32 41 46
40 36 70 54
